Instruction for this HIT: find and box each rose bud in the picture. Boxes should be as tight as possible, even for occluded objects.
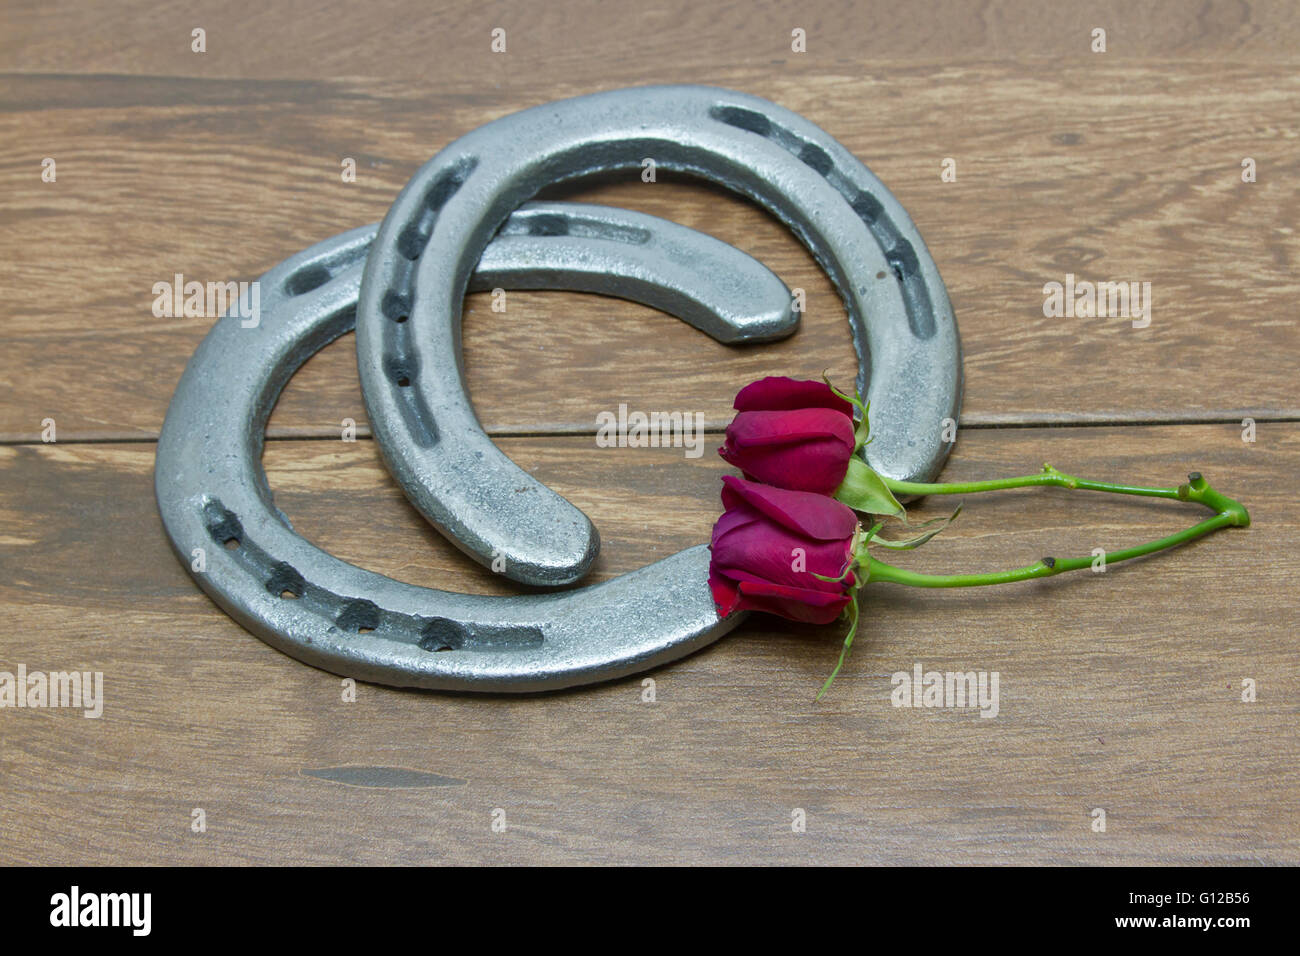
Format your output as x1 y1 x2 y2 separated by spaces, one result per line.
720 406 856 494
708 475 858 625
719 377 857 494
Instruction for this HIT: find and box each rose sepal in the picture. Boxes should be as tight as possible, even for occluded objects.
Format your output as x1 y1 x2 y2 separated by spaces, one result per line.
833 456 905 518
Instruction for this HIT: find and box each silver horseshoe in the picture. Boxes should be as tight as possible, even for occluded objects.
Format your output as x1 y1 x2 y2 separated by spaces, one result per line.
156 204 799 692
356 85 963 588
373 198 800 586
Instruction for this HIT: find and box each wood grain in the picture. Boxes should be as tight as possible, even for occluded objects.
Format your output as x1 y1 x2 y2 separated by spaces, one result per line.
1 425 1295 864
1 0 1296 867
4 0 1299 78
2 58 1297 439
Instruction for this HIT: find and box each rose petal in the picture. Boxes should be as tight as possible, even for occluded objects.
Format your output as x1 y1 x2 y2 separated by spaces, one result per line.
708 567 742 617
711 504 853 594
720 475 857 541
733 579 852 625
723 408 855 450
733 376 854 418
720 408 855 493
709 503 756 548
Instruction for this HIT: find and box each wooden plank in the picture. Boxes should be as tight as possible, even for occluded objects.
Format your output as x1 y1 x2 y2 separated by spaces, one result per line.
1 424 1295 863
2 59 1298 440
4 0 1298 78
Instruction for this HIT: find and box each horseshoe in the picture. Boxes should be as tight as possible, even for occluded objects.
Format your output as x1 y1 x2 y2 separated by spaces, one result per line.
356 84 962 589
376 198 799 587
156 204 798 692
363 198 799 588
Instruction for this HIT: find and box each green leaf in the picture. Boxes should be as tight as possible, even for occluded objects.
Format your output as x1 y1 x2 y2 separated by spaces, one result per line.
834 457 905 519
811 566 854 584
853 403 871 453
822 372 871 452
870 505 962 550
816 597 860 701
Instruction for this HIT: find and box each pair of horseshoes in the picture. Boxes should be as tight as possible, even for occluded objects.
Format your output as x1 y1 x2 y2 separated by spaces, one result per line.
155 85 962 691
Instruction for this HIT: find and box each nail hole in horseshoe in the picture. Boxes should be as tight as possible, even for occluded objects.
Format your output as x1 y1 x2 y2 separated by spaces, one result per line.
415 618 545 652
203 500 244 548
267 562 306 600
886 240 920 280
423 158 476 210
397 221 431 261
337 599 381 634
283 264 332 297
419 618 466 652
381 290 411 321
852 191 883 226
385 356 416 388
798 142 834 175
709 104 772 136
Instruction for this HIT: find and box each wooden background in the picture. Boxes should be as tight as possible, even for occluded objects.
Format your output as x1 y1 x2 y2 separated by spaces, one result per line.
1 0 1296 864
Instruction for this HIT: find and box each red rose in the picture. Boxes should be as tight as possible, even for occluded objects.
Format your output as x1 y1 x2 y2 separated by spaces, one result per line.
708 475 859 625
719 376 856 494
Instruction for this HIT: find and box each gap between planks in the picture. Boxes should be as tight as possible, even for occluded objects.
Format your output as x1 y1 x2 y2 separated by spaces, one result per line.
3 415 1299 447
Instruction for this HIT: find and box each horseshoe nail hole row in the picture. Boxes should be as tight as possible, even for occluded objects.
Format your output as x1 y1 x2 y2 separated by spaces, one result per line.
395 157 477 262
384 157 476 427
709 103 936 339
378 159 478 421
376 164 477 448
497 209 651 245
200 500 542 650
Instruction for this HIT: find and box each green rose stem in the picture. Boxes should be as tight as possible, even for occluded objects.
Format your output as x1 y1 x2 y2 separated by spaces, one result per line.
882 461 1228 505
817 472 1249 699
866 484 1247 588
